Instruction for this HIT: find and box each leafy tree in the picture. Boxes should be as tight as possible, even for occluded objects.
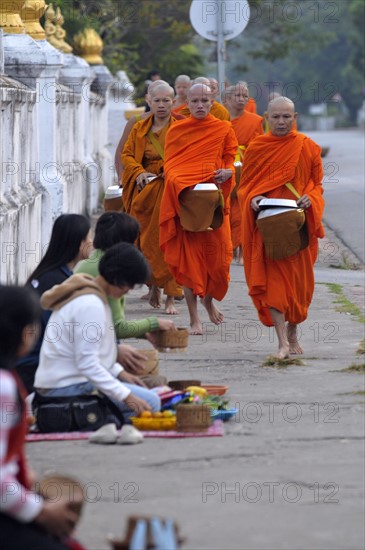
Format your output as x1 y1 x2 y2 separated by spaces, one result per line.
225 0 363 123
51 0 363 121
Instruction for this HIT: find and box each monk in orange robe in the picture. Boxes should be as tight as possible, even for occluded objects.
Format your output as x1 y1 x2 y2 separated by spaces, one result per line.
263 92 298 133
172 74 191 115
115 80 184 183
179 77 230 121
245 97 257 113
237 96 325 359
122 83 183 314
160 84 238 334
224 83 264 259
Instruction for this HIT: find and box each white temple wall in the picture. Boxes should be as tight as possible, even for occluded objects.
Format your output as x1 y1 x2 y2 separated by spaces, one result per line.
0 35 113 284
0 76 43 284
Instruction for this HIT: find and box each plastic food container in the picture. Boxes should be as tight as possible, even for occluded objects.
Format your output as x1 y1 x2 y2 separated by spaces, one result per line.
200 384 229 396
130 415 176 431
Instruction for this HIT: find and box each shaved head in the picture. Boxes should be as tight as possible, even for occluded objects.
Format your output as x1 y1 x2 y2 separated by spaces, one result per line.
175 74 190 84
267 91 281 103
266 96 297 136
192 76 211 86
147 79 169 94
149 83 175 99
223 83 249 116
187 84 213 119
188 83 212 99
174 75 191 101
268 96 295 114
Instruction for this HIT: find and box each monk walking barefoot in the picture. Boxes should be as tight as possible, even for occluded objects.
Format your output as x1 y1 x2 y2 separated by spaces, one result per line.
270 308 290 359
185 288 203 335
238 96 325 359
201 295 224 325
149 285 161 309
223 82 264 259
160 84 237 334
164 295 178 315
122 83 183 312
287 323 304 354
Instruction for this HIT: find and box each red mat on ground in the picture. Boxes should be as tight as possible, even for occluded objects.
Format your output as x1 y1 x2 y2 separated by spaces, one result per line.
26 420 224 441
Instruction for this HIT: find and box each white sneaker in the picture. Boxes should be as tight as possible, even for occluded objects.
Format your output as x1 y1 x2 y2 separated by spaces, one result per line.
116 424 144 445
89 423 118 444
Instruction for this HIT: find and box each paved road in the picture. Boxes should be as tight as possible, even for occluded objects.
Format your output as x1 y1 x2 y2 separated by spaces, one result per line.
307 129 365 263
27 261 364 550
27 128 364 550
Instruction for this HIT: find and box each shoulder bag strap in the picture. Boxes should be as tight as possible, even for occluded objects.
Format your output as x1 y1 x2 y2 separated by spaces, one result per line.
146 129 165 160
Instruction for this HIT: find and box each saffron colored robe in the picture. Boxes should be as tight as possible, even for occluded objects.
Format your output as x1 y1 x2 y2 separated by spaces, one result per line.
237 130 325 326
172 102 187 115
160 114 238 299
230 111 264 248
122 115 182 295
245 98 257 113
180 101 230 121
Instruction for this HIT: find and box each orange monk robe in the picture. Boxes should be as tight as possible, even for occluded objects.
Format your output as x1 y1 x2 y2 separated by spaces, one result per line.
172 102 187 115
160 114 238 299
179 100 230 121
230 111 264 249
122 115 181 294
244 98 257 113
237 131 325 327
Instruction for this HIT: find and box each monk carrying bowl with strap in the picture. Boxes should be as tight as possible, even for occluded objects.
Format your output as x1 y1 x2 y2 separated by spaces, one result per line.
179 183 224 232
256 183 309 260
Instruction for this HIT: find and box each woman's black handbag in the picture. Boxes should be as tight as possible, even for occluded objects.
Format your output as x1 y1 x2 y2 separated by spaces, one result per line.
33 392 125 433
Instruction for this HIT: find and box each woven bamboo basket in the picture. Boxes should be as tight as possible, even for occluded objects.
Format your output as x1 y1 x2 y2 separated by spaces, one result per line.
154 327 189 352
176 404 211 433
38 475 84 517
139 349 159 375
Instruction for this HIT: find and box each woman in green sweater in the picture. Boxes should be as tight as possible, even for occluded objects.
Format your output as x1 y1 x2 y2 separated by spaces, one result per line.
75 212 176 373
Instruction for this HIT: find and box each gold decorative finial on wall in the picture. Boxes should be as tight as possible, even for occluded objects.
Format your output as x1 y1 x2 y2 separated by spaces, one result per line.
73 28 104 65
0 0 26 34
45 3 72 53
21 0 46 40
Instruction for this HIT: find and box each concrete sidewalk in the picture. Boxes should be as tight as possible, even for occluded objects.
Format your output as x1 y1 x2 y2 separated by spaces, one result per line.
27 231 365 550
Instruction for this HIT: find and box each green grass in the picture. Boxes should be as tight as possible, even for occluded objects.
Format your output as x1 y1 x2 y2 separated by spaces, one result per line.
339 363 365 373
338 391 365 396
326 284 365 324
261 356 304 368
329 251 360 271
357 339 365 355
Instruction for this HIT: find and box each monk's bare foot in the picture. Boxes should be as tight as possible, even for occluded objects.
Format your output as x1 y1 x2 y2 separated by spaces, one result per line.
190 321 203 335
202 296 224 325
164 296 178 315
287 323 303 354
273 345 290 360
140 287 151 301
149 286 161 309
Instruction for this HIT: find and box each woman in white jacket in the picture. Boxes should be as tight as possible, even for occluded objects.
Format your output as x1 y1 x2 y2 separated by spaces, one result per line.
34 243 162 420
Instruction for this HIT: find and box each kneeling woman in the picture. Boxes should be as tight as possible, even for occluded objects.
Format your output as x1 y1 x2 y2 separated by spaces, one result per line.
34 243 160 430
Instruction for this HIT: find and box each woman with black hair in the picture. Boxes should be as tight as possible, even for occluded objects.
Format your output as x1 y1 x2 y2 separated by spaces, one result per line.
0 286 81 550
34 243 161 421
15 214 93 393
75 212 176 374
